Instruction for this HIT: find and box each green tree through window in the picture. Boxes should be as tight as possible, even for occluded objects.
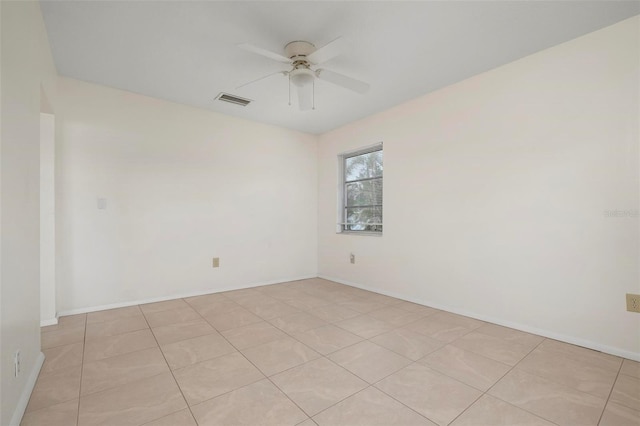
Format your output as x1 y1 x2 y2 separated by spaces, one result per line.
342 145 383 233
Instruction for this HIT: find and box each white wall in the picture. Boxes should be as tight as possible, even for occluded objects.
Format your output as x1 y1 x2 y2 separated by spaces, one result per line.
56 78 318 313
40 113 56 325
1 2 59 425
318 17 640 359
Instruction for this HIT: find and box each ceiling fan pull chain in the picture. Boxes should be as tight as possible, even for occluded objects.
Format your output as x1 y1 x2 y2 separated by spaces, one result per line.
312 79 315 110
288 73 292 106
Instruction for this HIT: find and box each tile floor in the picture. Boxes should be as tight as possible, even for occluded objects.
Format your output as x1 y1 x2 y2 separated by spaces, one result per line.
23 278 640 426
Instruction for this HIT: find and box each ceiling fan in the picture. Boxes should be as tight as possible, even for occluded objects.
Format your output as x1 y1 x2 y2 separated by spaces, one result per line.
237 38 370 111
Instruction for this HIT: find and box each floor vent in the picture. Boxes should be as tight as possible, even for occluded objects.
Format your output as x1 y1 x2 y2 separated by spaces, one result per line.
215 93 252 107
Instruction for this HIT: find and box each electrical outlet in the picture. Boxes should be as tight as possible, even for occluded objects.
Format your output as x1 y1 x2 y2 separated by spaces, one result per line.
212 257 220 268
350 253 355 264
14 351 20 377
627 293 640 313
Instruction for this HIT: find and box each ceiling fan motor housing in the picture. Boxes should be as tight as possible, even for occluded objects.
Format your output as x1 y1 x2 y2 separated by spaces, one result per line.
284 41 316 60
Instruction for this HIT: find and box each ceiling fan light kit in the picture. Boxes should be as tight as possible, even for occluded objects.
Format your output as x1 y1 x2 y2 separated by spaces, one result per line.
237 37 369 111
289 68 315 87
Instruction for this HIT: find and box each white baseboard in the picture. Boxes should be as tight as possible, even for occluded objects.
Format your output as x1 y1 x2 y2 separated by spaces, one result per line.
318 274 640 362
57 275 318 317
10 351 45 426
40 316 58 327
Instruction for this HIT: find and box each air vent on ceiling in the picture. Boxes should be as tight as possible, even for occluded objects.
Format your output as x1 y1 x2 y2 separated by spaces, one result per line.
215 93 252 107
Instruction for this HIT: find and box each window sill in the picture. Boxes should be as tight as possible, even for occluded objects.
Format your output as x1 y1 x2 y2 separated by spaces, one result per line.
336 231 383 237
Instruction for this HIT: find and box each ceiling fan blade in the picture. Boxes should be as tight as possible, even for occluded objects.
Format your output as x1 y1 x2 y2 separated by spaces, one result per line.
236 71 288 89
297 83 313 111
316 69 370 94
307 37 345 65
238 43 291 64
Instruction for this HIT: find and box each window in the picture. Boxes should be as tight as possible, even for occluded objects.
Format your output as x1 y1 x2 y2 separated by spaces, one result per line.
339 143 383 234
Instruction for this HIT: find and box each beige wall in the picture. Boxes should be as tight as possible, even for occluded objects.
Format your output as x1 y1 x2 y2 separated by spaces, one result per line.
56 78 318 313
1 2 59 424
40 113 56 325
318 17 640 359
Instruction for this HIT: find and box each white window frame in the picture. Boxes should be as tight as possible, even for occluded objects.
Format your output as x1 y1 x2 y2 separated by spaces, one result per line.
337 142 383 236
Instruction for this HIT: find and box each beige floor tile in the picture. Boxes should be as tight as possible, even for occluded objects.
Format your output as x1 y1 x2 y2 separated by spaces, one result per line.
140 298 189 314
173 352 264 405
488 369 606 425
329 341 412 384
450 395 554 426
41 325 85 349
233 295 280 311
223 288 264 300
474 323 544 349
86 306 143 324
85 315 149 341
84 328 157 362
282 295 332 311
516 347 618 397
242 337 320 376
184 292 230 308
41 342 84 375
307 304 361 323
36 279 633 426
303 292 335 303
152 318 215 345
142 408 197 426
368 306 425 327
315 291 358 305
26 364 82 412
21 399 79 426
244 300 301 320
403 317 474 343
451 331 532 366
190 298 241 317
599 401 640 426
144 306 201 328
419 345 510 391
375 363 481 426
536 339 622 372
221 321 286 350
371 328 444 361
610 374 640 411
428 312 484 330
191 379 307 425
364 293 403 306
81 347 169 395
337 299 387 313
271 358 367 416
343 289 378 300
78 372 186 426
270 312 327 334
621 359 640 379
233 292 279 306
41 314 86 333
258 285 306 298
60 313 88 325
335 315 395 339
394 301 439 316
203 307 263 331
258 291 306 304
313 386 436 426
161 332 236 370
292 325 363 355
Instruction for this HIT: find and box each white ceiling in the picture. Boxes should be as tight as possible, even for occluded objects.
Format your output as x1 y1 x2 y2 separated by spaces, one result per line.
41 1 639 134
